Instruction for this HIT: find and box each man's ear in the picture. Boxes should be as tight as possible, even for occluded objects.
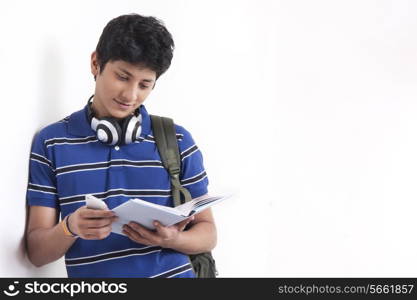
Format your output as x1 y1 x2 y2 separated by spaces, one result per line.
90 51 100 79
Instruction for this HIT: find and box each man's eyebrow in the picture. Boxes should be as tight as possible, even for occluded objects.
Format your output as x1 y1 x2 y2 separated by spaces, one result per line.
118 67 155 82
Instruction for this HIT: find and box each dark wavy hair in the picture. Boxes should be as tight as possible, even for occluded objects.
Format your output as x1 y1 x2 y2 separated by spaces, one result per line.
95 13 174 79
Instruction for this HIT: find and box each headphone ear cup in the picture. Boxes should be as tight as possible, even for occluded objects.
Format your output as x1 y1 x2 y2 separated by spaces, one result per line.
96 117 122 146
122 115 142 144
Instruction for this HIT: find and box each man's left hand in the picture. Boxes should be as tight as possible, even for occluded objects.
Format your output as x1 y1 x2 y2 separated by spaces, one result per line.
122 216 194 248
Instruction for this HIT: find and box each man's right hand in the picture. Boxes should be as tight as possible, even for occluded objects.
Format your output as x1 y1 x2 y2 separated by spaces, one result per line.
67 206 118 240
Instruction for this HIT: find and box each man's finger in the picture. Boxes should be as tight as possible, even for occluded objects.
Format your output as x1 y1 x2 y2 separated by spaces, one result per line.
177 216 194 231
123 225 150 245
85 216 118 228
154 221 168 236
82 208 116 219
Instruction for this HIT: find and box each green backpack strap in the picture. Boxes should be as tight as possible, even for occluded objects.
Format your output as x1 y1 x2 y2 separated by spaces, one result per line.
150 115 192 206
150 114 218 278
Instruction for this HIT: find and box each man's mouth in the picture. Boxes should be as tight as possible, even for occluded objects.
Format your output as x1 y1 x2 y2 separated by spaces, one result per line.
114 99 131 107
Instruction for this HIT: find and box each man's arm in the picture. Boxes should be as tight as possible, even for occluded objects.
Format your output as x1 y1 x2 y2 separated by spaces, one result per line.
26 205 118 267
26 206 77 267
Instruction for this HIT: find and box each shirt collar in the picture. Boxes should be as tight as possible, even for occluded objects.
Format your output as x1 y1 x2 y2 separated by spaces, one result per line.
68 104 151 138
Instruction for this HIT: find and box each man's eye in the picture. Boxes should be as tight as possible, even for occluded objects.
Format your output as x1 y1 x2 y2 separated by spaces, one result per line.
140 84 150 89
117 74 128 81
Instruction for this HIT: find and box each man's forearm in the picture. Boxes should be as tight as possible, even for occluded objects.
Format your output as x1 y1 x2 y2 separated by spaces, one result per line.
167 221 217 255
27 221 77 267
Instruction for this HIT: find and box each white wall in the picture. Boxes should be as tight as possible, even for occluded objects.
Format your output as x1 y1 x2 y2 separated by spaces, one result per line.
1 0 417 277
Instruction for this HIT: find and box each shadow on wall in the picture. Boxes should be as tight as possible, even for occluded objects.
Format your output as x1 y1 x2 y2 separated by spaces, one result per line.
36 35 65 127
19 36 67 277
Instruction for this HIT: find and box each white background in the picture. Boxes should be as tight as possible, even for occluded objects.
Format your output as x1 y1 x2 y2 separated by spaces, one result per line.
1 0 417 277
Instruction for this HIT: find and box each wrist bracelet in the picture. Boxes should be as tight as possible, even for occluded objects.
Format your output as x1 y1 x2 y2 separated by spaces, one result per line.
62 214 78 238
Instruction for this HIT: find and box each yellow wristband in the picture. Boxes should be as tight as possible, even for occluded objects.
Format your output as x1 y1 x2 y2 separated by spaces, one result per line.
61 215 77 237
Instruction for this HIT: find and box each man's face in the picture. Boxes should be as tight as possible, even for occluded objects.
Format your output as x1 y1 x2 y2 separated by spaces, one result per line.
90 51 156 120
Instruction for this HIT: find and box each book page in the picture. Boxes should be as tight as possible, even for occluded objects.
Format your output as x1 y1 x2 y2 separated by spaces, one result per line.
175 194 230 216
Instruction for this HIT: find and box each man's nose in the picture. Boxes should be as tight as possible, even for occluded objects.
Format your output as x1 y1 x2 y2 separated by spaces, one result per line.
120 85 138 103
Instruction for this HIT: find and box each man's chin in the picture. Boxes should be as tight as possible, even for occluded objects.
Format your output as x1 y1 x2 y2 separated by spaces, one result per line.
109 109 135 120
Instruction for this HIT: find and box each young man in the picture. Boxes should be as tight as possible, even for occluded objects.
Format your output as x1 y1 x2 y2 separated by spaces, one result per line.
25 13 216 278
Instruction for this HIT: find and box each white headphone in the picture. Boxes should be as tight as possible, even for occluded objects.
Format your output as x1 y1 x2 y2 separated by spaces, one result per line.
87 95 142 146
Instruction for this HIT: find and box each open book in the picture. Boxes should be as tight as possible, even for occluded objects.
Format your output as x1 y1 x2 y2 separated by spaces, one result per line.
85 194 229 235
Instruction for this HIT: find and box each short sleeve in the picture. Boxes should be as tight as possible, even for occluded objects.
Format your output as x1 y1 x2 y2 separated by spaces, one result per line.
26 130 59 210
177 125 209 199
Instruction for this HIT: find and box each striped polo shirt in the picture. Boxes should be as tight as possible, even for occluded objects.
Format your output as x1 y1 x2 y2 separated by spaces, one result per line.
26 103 209 278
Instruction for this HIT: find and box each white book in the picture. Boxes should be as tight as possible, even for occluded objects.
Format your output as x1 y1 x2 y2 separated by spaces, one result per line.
85 194 230 235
